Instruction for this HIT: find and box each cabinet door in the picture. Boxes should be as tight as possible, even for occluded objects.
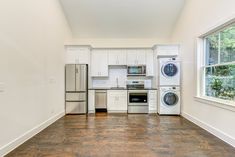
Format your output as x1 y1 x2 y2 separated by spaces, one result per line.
148 90 157 112
66 46 90 64
127 50 137 65
136 50 146 65
117 90 128 111
146 50 154 76
107 90 127 111
107 90 117 111
108 49 126 65
156 45 179 56
117 50 127 65
88 90 95 113
91 50 108 77
108 49 118 65
91 52 99 76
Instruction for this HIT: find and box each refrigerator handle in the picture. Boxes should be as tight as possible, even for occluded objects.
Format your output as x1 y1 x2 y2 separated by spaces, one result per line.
75 67 78 74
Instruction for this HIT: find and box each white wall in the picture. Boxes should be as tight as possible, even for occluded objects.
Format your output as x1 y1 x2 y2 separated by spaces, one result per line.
171 0 235 146
0 0 71 155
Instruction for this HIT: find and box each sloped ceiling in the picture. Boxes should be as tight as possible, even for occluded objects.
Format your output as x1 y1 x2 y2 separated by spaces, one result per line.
59 0 185 38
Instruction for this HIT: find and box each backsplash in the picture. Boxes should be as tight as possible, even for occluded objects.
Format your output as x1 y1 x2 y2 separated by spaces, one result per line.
92 66 152 88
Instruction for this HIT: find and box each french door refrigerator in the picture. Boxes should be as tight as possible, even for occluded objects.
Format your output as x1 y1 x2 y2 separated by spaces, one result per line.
65 64 88 114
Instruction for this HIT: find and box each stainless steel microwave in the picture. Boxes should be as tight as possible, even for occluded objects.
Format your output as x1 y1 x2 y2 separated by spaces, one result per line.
127 65 146 76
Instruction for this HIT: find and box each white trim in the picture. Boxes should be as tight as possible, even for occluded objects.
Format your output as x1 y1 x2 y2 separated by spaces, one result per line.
88 110 95 114
198 13 235 37
148 110 157 113
196 38 204 96
196 15 235 105
182 112 235 147
195 96 235 112
107 110 127 113
204 61 235 68
0 111 65 157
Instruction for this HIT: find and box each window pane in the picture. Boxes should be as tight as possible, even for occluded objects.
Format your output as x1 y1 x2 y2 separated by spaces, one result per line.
220 25 235 63
205 64 235 101
205 34 219 65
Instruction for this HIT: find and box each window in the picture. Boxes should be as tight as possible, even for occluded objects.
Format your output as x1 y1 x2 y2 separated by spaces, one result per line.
202 24 235 102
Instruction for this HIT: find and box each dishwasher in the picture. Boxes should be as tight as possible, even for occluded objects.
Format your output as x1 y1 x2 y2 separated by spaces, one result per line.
95 90 107 112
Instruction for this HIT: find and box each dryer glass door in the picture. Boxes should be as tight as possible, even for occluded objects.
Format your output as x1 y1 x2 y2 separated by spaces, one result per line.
163 92 178 106
162 63 178 77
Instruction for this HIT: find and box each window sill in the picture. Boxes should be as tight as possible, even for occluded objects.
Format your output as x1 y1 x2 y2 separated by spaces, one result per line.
194 96 235 112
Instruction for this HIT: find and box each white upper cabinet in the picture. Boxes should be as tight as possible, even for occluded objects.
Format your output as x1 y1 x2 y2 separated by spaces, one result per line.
127 49 146 65
65 46 91 64
155 45 179 56
108 49 127 65
107 90 127 112
136 50 146 65
91 49 108 77
146 49 154 77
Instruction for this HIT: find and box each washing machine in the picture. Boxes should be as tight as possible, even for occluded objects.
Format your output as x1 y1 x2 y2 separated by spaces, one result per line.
159 57 180 86
158 86 180 115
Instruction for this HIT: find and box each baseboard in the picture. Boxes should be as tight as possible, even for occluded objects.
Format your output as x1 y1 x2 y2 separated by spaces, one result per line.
108 110 127 113
182 112 235 147
148 110 157 113
0 111 65 156
88 110 95 113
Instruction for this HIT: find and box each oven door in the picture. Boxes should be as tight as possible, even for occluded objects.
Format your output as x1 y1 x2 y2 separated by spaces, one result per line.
128 90 148 106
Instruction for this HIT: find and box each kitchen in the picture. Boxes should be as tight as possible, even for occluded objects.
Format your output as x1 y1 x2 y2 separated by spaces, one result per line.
1 0 235 156
65 45 178 114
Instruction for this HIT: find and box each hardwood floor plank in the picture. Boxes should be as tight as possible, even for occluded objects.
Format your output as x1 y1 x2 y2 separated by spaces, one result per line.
6 114 235 157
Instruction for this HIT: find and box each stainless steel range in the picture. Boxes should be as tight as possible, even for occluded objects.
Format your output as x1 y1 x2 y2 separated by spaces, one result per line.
127 81 148 113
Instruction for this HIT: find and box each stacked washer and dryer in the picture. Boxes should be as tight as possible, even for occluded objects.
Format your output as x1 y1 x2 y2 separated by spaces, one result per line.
158 57 181 115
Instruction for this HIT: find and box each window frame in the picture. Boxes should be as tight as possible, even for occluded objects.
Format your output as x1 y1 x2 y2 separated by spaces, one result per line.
196 16 235 110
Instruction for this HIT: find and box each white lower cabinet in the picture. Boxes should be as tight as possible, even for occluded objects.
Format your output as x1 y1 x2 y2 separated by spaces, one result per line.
148 90 157 113
88 90 95 113
107 90 127 113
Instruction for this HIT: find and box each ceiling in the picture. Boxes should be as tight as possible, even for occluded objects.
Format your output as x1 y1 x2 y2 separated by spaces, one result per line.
59 0 185 38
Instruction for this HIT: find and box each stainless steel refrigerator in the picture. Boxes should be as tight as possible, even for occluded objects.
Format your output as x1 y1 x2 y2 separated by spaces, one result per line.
65 64 88 114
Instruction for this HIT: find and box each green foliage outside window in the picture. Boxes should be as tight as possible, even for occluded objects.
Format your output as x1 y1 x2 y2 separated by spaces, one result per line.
204 25 235 101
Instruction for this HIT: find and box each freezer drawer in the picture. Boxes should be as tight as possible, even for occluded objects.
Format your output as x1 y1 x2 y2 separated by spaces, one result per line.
66 102 86 114
66 93 86 101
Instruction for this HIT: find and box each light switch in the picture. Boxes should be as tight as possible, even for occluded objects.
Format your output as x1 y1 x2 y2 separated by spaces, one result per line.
0 82 5 92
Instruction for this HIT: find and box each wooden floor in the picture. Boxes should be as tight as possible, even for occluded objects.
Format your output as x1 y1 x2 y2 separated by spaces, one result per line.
6 113 235 157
